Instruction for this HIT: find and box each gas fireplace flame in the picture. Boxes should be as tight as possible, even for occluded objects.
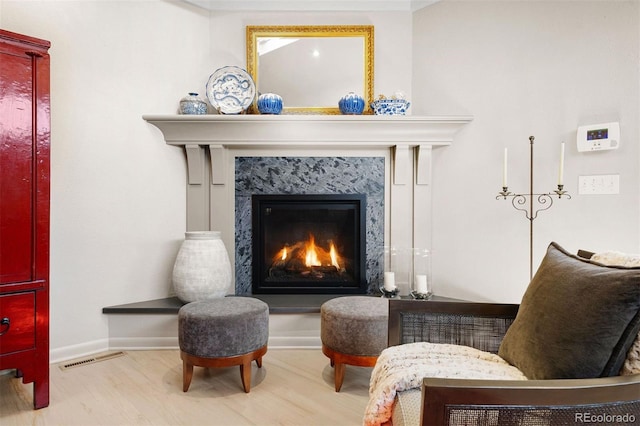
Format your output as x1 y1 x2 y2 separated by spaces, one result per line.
329 244 339 269
305 236 321 267
274 234 343 271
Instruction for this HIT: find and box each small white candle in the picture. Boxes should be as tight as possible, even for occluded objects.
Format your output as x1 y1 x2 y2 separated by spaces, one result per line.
415 274 428 294
558 142 565 185
502 147 508 187
383 272 396 291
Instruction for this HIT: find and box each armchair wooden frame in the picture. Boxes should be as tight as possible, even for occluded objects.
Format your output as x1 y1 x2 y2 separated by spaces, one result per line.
422 375 640 425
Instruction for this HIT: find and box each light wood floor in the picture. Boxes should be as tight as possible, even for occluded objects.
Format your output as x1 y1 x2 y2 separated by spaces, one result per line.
0 349 372 426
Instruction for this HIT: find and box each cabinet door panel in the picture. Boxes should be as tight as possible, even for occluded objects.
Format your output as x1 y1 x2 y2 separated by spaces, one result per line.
0 292 36 354
0 53 34 284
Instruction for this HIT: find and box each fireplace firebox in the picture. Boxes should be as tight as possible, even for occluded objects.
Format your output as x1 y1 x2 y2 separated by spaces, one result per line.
252 194 367 294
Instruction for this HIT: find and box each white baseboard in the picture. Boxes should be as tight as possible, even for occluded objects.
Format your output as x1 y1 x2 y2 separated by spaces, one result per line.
107 336 321 351
107 336 179 350
50 338 110 364
266 336 321 348
50 312 323 363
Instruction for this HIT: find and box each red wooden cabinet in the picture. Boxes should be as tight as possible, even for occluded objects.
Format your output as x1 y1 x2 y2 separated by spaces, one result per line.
0 29 51 410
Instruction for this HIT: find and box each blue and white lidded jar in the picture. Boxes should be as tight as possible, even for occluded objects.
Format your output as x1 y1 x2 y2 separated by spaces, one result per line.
179 93 208 115
338 92 365 115
257 93 283 114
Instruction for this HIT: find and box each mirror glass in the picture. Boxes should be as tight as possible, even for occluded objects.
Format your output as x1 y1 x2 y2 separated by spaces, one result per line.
247 26 374 114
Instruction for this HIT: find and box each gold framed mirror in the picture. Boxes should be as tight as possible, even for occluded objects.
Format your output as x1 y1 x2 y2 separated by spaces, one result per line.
246 25 374 114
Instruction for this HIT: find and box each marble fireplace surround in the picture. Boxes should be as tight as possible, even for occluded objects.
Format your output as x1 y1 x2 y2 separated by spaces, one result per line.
143 114 473 297
236 156 384 295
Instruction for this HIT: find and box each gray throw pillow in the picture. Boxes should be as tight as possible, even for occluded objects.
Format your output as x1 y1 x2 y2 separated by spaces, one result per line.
498 242 640 379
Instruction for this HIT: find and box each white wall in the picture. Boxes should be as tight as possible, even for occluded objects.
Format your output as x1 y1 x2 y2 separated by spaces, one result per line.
413 0 640 302
1 0 210 360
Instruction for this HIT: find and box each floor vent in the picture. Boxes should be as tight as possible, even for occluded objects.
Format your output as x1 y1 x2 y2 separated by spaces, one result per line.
59 351 126 370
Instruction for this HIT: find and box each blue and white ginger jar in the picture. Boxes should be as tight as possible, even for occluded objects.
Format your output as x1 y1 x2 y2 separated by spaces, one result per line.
179 93 208 115
257 93 283 114
338 92 365 115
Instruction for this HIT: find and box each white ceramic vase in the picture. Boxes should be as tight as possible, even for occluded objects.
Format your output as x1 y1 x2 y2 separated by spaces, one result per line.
172 231 232 302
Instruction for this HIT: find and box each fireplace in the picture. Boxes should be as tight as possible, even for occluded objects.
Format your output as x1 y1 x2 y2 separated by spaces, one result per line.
252 194 367 294
143 117 473 297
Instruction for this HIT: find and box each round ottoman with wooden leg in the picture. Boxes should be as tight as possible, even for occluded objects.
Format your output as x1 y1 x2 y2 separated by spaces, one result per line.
320 296 389 392
178 297 269 393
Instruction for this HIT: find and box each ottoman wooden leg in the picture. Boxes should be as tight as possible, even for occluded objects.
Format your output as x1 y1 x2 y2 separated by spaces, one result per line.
334 362 346 392
255 356 263 368
183 360 194 392
240 360 252 393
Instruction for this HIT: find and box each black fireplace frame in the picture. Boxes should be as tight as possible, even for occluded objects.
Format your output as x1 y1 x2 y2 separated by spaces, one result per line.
251 194 367 295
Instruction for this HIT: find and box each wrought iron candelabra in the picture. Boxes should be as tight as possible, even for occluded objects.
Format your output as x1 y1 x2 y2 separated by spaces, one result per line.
496 136 571 279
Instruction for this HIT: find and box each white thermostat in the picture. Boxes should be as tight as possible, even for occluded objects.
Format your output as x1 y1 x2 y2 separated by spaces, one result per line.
577 122 620 152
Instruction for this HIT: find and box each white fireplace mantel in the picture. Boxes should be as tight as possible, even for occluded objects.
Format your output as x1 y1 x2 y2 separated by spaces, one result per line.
142 114 473 185
142 114 473 146
143 113 474 295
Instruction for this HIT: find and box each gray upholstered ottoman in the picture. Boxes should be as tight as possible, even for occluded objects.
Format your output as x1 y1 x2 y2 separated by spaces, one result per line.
320 296 389 391
178 296 269 393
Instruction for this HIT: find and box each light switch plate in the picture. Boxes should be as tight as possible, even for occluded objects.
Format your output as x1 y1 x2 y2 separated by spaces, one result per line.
578 174 620 195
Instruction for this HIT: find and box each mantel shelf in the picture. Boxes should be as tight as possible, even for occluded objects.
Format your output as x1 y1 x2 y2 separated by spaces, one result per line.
142 114 473 148
142 114 473 186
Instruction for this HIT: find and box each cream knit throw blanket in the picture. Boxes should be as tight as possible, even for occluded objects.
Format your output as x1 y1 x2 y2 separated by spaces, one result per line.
363 342 527 426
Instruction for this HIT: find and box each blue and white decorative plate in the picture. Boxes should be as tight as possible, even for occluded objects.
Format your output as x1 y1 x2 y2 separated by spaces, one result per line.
206 66 256 114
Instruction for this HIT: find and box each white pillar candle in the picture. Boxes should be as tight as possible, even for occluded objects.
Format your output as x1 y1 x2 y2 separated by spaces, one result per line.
502 147 508 187
383 272 396 291
558 142 565 185
415 274 428 294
